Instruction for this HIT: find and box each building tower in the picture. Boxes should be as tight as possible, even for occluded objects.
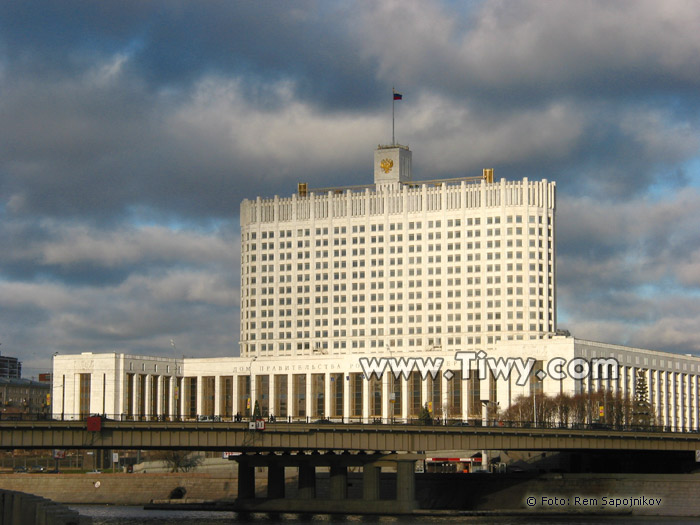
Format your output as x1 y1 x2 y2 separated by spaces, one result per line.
239 146 556 358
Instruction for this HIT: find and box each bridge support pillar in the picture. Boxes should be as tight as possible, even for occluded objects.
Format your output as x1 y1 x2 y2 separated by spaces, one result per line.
298 463 316 499
329 463 348 499
237 459 256 500
362 462 380 501
267 463 285 499
396 460 415 502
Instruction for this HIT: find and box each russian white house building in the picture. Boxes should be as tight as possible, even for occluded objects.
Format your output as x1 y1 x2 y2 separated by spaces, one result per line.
52 144 700 431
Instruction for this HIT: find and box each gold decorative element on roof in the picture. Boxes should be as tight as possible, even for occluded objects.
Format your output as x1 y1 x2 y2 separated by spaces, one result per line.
380 159 394 173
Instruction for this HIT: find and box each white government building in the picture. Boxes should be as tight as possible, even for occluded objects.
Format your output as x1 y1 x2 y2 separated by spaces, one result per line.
53 144 700 430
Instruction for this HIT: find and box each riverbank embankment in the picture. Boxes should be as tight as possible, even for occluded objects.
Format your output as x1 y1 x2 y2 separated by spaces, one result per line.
2 471 700 517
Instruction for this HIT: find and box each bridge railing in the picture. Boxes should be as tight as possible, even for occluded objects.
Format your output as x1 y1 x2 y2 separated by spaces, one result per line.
35 413 686 433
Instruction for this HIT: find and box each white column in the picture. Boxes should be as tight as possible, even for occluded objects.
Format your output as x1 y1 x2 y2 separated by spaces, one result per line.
421 376 429 417
656 371 663 427
288 373 295 420
688 374 694 430
461 375 469 422
169 376 176 419
688 374 694 431
382 372 391 422
690 375 700 430
479 374 489 425
441 372 450 422
362 373 369 423
324 373 331 419
681 373 686 431
196 376 204 418
647 369 654 416
401 376 409 421
251 373 258 417
231 374 239 419
342 374 350 422
144 375 152 419
287 373 296 420
687 374 692 431
662 371 668 428
674 372 679 430
669 372 675 430
676 373 681 430
654 370 662 426
678 373 683 430
684 374 689 431
270 374 277 419
305 373 311 420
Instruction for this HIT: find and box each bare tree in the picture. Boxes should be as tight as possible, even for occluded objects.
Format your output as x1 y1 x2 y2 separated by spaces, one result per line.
154 450 204 473
553 393 573 427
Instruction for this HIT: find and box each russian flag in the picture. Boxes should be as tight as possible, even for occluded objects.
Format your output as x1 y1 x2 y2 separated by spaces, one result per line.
393 92 403 100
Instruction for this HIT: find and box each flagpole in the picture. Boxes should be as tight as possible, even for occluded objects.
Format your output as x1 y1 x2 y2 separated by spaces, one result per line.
392 87 395 145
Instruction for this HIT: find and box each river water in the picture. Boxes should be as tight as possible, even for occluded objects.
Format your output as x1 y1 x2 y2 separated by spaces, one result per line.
69 506 699 524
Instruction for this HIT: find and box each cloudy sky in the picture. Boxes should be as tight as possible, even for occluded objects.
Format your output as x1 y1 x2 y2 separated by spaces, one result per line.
2 1 700 377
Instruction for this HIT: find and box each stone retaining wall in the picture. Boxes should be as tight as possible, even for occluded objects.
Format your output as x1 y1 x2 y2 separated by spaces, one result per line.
420 473 700 516
2 472 700 516
0 489 90 524
0 473 241 505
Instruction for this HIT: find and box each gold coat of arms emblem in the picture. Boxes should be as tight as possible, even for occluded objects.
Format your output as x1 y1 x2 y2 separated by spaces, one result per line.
380 159 394 173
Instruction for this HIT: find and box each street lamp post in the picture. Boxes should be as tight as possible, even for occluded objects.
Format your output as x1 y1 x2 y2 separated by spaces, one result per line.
249 356 257 420
533 389 537 428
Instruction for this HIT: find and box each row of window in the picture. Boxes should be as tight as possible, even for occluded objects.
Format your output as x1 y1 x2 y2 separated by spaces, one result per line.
251 331 556 353
244 214 550 241
249 226 552 251
245 235 552 255
244 298 551 313
251 260 551 274
243 245 551 265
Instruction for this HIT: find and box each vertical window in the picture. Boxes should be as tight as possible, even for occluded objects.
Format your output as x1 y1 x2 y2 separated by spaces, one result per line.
79 373 91 419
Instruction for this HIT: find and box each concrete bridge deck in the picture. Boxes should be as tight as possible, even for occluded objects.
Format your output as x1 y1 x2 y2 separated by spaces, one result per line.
1 420 699 453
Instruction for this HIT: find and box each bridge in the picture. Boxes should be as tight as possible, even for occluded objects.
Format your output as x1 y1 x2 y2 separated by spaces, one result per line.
2 420 699 514
1 419 699 452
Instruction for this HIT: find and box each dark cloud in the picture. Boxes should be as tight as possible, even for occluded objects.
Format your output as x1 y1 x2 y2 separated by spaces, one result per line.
2 1 700 372
556 190 700 352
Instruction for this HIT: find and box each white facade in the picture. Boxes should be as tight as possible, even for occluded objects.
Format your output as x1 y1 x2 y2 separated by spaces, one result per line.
52 338 700 431
51 144 700 431
52 353 183 420
240 144 556 358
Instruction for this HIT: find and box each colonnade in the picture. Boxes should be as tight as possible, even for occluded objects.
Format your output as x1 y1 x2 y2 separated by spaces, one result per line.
76 361 700 432
587 366 700 431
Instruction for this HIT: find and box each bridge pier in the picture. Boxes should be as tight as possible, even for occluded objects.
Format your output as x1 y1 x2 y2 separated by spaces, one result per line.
237 459 255 499
231 452 418 514
297 463 316 499
362 462 380 501
329 463 348 499
396 459 415 503
267 463 285 498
